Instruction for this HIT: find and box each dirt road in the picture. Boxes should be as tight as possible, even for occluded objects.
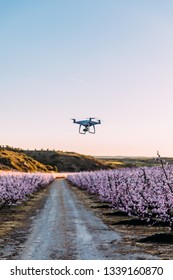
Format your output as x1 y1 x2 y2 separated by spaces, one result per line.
13 179 157 260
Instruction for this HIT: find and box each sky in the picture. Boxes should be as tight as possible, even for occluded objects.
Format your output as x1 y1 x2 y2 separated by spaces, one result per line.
0 0 173 157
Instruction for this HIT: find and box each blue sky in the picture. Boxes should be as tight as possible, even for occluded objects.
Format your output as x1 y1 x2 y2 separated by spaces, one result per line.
1 0 173 156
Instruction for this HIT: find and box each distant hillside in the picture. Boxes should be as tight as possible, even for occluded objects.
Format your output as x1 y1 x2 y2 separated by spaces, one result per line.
0 146 114 172
95 156 171 168
20 149 113 172
0 148 54 172
1 146 170 173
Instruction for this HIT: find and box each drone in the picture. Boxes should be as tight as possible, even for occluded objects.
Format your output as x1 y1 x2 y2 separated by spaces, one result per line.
72 117 101 134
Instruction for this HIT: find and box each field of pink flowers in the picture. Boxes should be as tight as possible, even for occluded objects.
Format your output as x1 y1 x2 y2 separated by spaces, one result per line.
0 171 55 208
67 162 173 230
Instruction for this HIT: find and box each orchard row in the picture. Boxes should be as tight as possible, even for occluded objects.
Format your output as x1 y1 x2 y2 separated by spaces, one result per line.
67 164 173 229
0 171 54 207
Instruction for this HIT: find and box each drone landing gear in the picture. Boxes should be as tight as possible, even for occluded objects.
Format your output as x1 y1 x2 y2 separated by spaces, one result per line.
79 125 87 134
78 125 96 134
88 125 95 134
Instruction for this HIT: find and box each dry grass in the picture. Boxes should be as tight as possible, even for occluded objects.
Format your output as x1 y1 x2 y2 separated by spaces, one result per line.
0 184 51 237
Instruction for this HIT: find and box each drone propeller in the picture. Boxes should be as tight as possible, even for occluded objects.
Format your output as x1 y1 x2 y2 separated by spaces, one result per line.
71 118 76 123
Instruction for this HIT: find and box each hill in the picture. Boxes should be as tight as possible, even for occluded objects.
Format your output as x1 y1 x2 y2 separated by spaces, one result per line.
0 148 54 172
0 146 114 172
2 146 168 173
20 149 113 172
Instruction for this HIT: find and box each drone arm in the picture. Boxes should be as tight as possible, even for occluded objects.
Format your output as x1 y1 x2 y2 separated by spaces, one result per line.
94 120 101 125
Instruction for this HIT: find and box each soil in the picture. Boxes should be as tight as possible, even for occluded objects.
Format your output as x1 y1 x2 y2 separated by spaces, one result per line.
0 183 51 259
69 183 173 259
0 178 173 259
